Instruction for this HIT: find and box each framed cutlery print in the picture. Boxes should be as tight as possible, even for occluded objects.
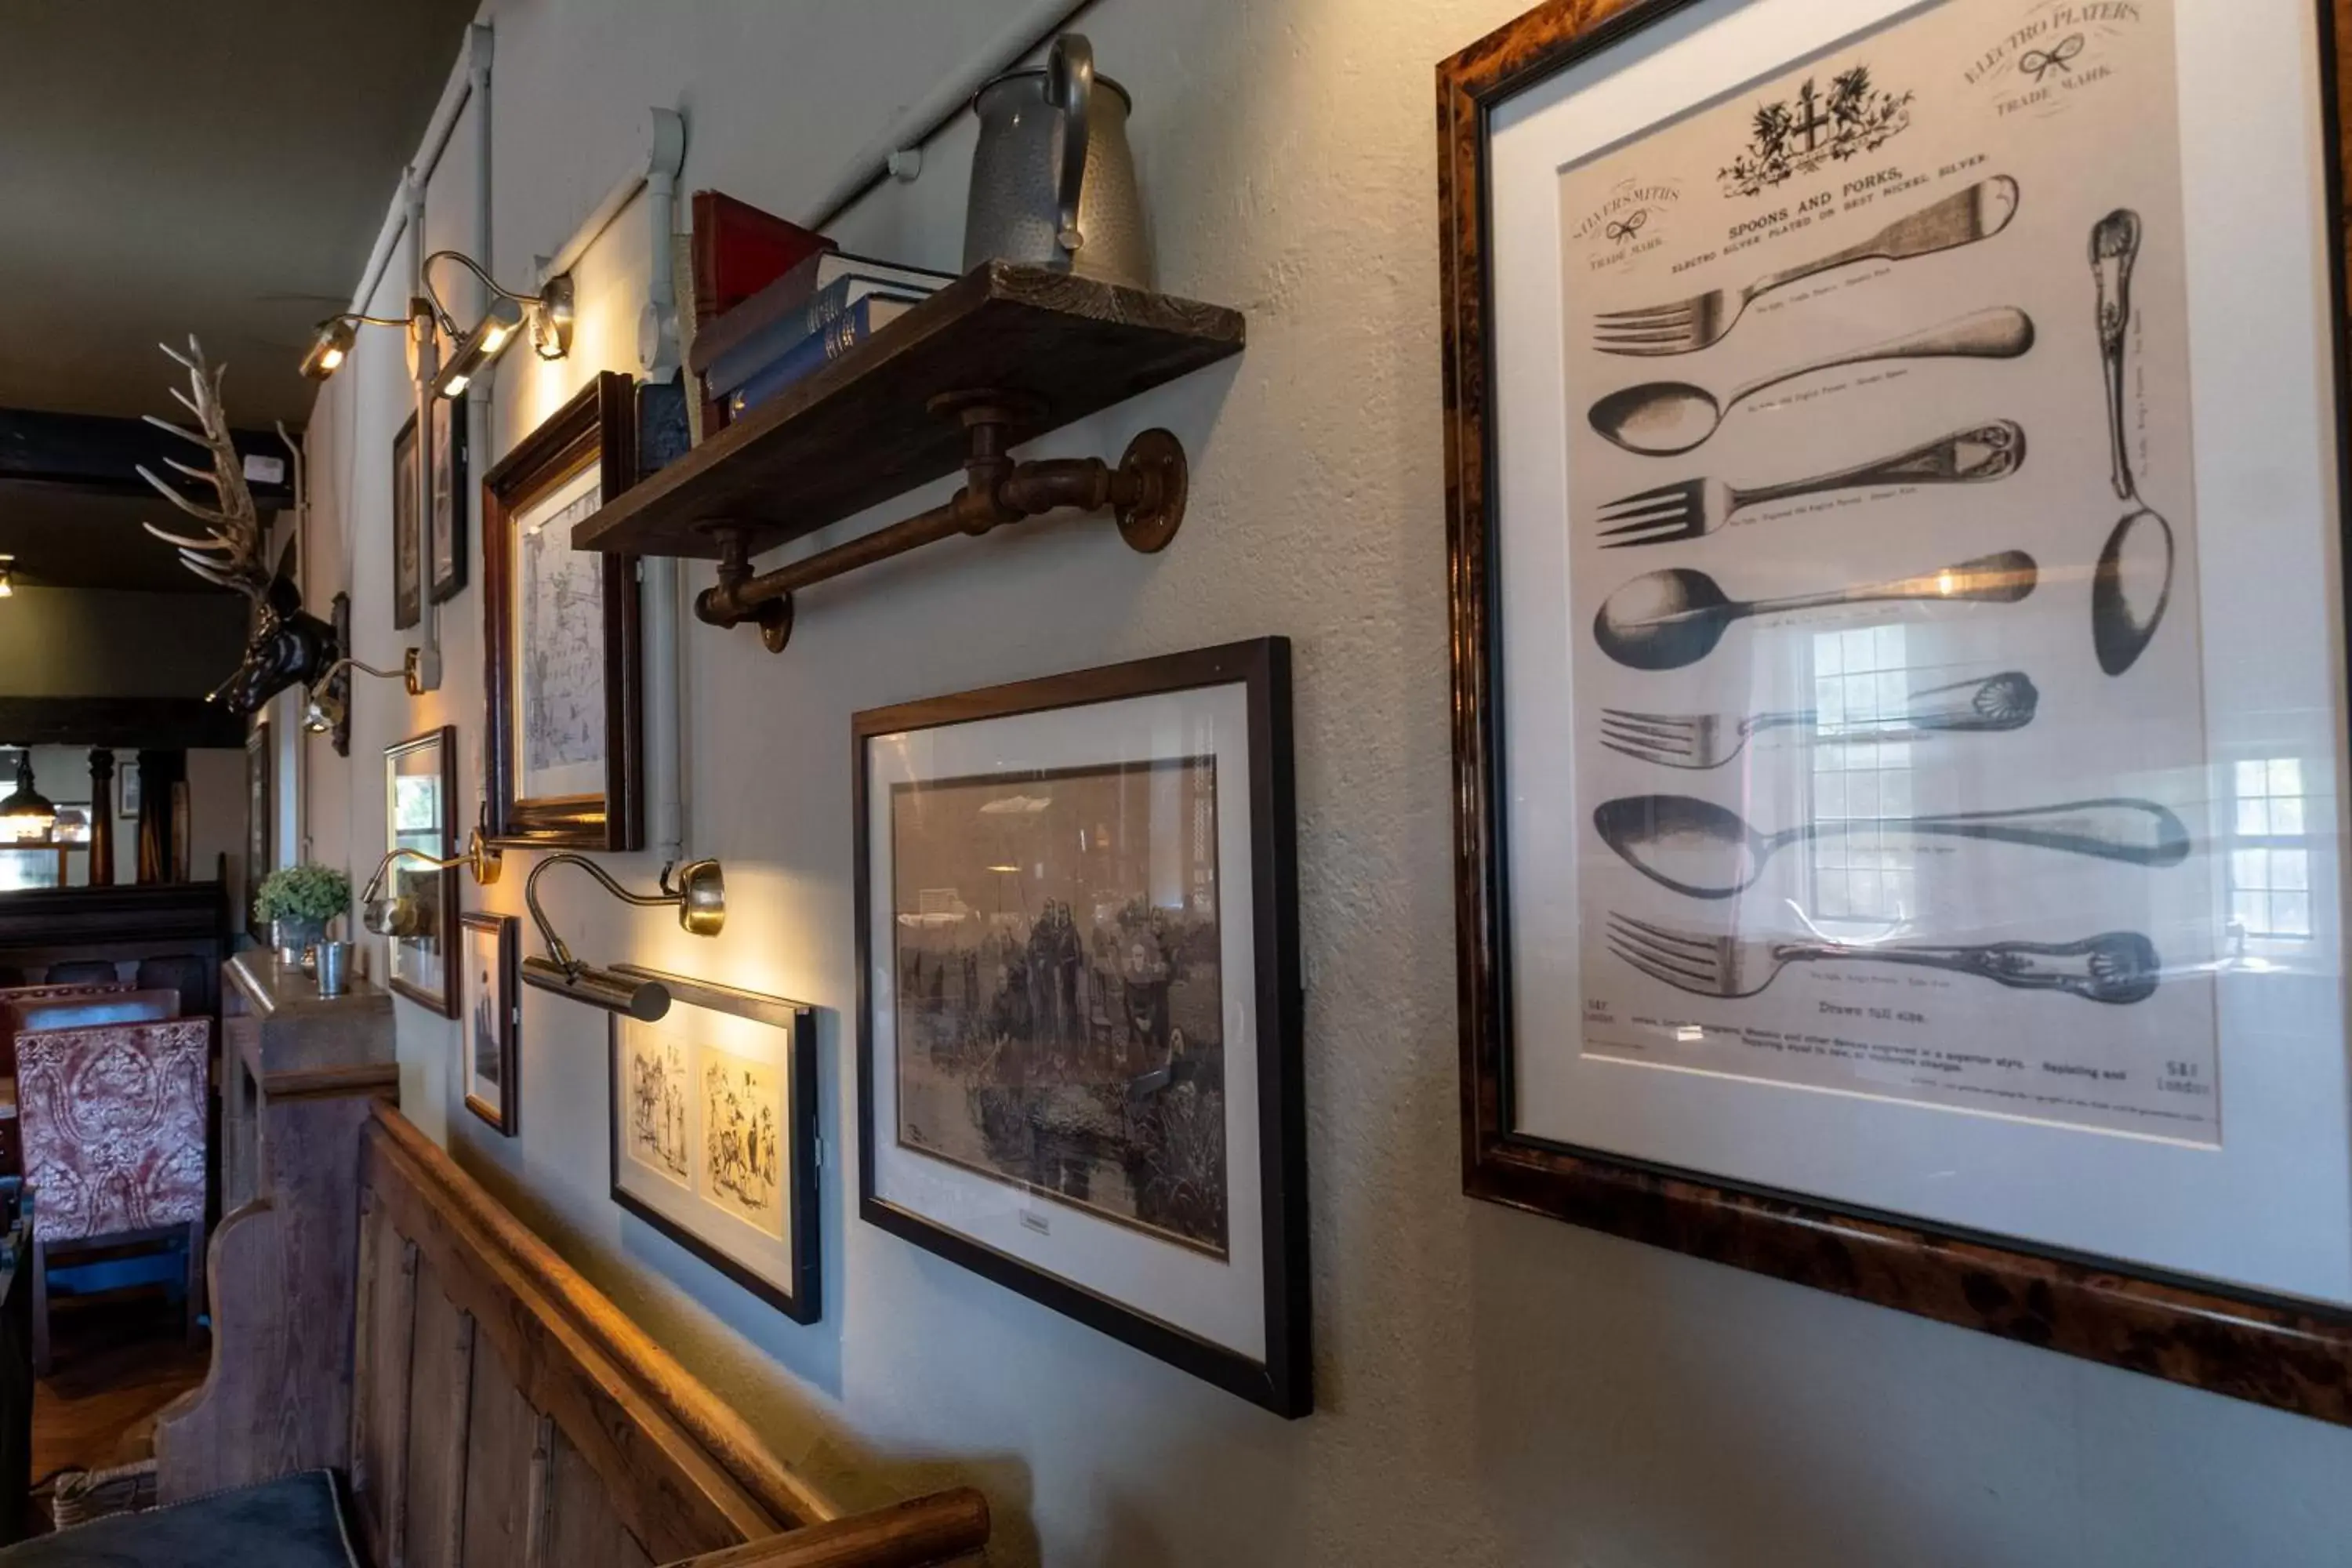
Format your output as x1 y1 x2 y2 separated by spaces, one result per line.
1441 0 2352 1420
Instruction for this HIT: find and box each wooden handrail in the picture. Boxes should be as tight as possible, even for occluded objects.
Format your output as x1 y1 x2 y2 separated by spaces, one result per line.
670 1490 993 1568
366 1102 841 1529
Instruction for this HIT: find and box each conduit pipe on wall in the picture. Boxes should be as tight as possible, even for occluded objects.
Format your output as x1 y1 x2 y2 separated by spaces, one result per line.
349 24 491 319
534 107 685 378
466 25 495 819
797 0 1095 231
528 106 691 863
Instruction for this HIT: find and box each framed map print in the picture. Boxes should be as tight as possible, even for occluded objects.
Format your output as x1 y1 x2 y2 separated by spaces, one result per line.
855 640 1308 1415
462 911 519 1135
1440 0 2352 1422
384 726 457 1017
481 372 642 850
608 969 819 1323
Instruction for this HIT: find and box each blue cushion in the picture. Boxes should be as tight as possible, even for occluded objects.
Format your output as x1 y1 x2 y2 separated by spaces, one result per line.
0 1470 361 1567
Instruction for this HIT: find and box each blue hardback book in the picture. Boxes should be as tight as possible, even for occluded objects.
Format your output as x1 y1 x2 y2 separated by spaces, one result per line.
725 294 920 416
707 273 936 396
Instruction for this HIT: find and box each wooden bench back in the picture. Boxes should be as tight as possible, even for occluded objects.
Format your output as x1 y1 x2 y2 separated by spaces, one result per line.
350 1105 987 1568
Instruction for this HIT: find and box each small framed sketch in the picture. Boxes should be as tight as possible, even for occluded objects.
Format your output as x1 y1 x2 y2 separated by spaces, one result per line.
607 969 819 1323
383 727 458 1017
246 723 272 941
1441 0 2352 1423
429 390 468 603
392 410 423 632
854 638 1308 1415
461 912 519 1135
481 372 641 850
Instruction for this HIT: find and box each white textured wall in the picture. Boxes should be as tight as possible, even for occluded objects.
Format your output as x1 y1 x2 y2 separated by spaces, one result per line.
297 2 2352 1563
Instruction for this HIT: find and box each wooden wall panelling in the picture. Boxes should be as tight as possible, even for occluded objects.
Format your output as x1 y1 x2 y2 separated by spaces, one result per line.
546 1428 657 1568
352 1224 420 1567
401 1264 477 1568
365 1140 764 1563
372 1110 832 1530
459 1333 543 1567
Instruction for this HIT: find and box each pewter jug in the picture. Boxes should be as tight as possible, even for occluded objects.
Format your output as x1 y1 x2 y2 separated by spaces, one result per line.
964 34 1152 289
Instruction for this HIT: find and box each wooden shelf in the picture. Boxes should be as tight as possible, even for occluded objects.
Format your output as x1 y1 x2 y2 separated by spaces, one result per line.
570 263 1246 560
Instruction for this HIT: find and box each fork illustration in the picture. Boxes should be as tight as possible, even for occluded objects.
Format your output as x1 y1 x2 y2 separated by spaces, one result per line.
1595 423 2025 548
1599 671 2038 770
1604 913 2161 1004
1592 175 2021 355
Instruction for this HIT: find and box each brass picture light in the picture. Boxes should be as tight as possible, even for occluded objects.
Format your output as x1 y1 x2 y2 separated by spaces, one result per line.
358 829 504 937
521 854 724 1021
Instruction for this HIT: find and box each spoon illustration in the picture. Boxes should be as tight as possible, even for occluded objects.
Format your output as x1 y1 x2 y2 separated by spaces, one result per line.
1592 550 2037 672
2089 209 2174 677
1593 793 2192 900
1588 306 2037 456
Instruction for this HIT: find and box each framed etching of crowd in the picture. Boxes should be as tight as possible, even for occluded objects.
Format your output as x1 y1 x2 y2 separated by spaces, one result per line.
1441 0 2352 1421
854 639 1308 1415
481 372 642 851
608 970 819 1323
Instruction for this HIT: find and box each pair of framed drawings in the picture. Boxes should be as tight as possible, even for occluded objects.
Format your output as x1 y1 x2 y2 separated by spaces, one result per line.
391 390 467 630
608 971 821 1323
1441 0 2352 1421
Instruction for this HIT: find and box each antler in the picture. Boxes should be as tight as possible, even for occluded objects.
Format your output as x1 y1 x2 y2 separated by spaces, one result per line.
138 336 269 604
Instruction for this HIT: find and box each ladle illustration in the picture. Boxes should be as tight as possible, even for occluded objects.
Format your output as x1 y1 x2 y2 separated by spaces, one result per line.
1587 306 2036 457
1592 550 2037 672
2089 209 2175 677
1592 793 2192 900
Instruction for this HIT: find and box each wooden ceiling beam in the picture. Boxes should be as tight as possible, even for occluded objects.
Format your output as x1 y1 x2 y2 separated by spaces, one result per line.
0 407 295 505
0 696 246 750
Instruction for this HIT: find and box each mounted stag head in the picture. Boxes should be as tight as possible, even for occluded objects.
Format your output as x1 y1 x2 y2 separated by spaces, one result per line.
139 338 338 713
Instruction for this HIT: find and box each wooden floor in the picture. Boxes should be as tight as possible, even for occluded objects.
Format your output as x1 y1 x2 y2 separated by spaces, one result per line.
33 1290 208 1482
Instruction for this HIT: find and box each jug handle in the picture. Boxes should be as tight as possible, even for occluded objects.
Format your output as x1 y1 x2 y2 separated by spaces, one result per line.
1048 34 1093 254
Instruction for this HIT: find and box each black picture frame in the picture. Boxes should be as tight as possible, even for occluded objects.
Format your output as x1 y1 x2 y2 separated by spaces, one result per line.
245 722 271 941
481 372 643 851
605 969 822 1324
1437 0 2352 1426
429 390 468 603
852 638 1308 1416
383 726 459 1018
460 910 519 1136
327 592 354 759
392 409 422 632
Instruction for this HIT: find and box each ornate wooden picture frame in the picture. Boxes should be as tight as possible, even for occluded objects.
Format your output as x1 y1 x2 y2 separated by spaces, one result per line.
1440 0 2352 1423
853 639 1309 1415
481 372 642 850
606 971 822 1324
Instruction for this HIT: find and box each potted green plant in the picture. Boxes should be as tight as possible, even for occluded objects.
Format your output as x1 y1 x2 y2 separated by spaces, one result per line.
254 862 352 968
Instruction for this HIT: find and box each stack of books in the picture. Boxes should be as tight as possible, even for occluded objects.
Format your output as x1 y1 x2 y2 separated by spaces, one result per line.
677 193 953 427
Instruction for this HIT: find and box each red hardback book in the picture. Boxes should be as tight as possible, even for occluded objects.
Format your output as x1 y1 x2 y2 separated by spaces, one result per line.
687 191 833 430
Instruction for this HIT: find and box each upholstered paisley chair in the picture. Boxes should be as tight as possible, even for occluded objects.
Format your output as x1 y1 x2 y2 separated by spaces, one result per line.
13 1018 209 1373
